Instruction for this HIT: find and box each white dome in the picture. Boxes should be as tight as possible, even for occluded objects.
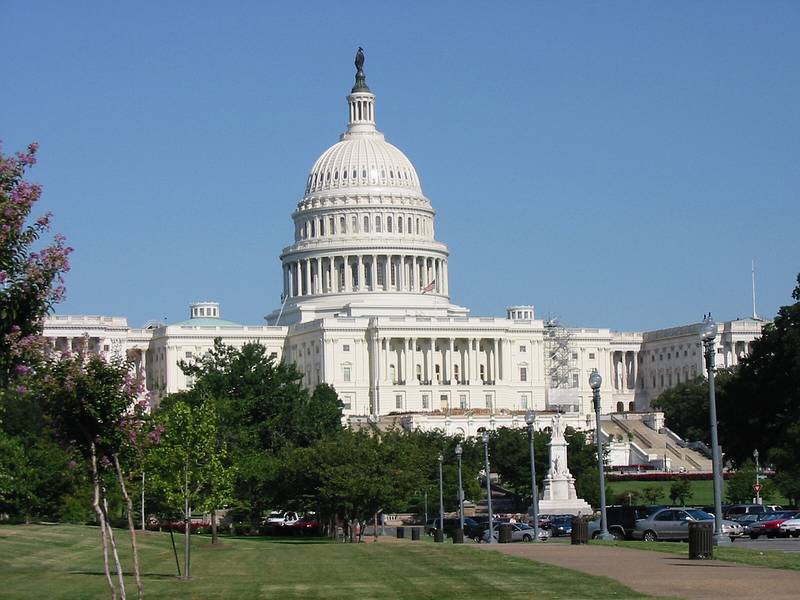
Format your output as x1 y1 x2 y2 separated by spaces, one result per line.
305 135 421 195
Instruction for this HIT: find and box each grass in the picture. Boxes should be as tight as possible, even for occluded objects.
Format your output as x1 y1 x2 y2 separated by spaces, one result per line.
594 539 800 571
608 479 789 506
0 524 656 599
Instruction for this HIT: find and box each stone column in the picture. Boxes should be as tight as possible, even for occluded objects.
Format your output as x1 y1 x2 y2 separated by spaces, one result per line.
371 255 378 291
356 255 363 291
304 259 311 296
447 338 454 383
316 257 322 294
412 256 419 291
399 255 405 291
344 256 352 291
427 339 434 383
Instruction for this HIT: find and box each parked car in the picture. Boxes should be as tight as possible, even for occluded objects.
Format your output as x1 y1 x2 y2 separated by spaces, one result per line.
778 517 800 538
723 504 770 520
291 515 321 535
588 505 666 540
547 515 575 537
731 513 763 535
482 522 550 543
748 511 799 539
266 511 299 530
632 507 743 542
425 517 483 540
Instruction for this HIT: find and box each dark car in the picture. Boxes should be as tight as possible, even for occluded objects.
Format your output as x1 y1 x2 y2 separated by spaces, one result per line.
547 515 575 537
748 510 799 539
723 504 770 520
425 517 483 540
590 505 666 540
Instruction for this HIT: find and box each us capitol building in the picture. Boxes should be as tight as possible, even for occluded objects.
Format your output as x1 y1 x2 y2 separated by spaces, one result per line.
43 53 764 468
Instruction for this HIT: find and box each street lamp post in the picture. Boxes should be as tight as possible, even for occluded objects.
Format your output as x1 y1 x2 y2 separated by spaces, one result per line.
589 370 613 541
525 410 540 542
482 431 495 543
753 449 761 505
437 454 444 542
455 443 464 534
701 314 731 546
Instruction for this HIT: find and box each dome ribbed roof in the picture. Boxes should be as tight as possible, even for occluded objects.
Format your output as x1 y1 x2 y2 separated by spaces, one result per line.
304 135 421 195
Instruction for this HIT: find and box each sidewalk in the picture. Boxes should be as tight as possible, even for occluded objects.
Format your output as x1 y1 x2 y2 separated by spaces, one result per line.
478 542 800 599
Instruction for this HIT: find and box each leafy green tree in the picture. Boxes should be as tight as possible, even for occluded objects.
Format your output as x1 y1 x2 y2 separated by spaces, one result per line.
486 427 548 509
669 478 693 505
726 460 776 504
174 339 342 527
146 399 232 578
641 486 665 504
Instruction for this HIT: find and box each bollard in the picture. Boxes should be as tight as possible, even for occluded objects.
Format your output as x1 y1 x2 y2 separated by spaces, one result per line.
411 527 420 541
571 517 588 545
452 528 464 544
396 526 405 539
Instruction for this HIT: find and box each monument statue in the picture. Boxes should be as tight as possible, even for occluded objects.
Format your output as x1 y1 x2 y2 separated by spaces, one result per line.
352 46 370 93
538 414 593 516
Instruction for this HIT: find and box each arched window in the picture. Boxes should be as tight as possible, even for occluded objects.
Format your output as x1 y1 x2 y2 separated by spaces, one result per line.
616 401 624 412
310 220 316 237
628 401 635 412
398 217 403 233
408 217 412 233
343 168 348 179
333 170 338 181
363 215 370 232
375 216 382 232
387 216 393 232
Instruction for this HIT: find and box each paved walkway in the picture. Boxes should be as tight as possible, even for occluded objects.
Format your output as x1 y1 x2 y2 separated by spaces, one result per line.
478 543 800 599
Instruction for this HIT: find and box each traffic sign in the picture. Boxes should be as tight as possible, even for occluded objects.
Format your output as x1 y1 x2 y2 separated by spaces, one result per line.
753 483 763 494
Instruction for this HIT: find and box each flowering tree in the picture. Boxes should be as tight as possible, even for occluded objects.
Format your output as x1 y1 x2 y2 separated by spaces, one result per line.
0 142 71 394
31 352 148 600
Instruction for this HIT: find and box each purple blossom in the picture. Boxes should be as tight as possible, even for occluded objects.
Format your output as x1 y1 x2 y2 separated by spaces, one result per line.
15 385 27 394
14 364 31 376
67 460 78 470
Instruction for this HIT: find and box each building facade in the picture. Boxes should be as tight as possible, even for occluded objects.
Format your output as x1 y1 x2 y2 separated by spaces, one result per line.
42 58 766 443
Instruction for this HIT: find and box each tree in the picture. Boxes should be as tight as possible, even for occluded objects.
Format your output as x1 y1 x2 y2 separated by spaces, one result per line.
669 478 693 506
174 339 342 527
0 142 71 395
641 486 665 504
32 352 146 600
146 398 232 579
726 460 776 504
487 427 548 509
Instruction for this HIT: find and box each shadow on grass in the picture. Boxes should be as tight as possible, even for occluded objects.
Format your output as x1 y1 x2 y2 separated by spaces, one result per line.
69 571 177 580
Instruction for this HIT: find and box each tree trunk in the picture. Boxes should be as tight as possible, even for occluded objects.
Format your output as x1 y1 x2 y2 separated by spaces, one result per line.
114 455 143 600
141 471 146 531
101 491 127 600
91 443 117 600
211 509 218 545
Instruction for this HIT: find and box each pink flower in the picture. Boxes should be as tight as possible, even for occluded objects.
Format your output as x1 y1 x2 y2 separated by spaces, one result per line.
15 385 27 394
67 460 78 470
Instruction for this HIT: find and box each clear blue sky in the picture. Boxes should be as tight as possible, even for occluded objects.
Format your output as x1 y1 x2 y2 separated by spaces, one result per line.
3 1 798 331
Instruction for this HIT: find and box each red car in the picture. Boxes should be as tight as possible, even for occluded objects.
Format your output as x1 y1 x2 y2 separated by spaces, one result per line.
749 511 799 539
291 515 321 536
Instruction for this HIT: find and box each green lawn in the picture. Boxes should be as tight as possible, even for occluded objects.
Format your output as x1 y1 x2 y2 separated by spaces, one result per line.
608 479 789 506
0 524 655 599
594 539 800 572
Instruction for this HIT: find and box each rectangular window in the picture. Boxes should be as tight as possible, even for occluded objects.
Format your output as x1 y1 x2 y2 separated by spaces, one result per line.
342 395 352 410
343 344 350 352
459 394 467 409
351 215 357 232
572 352 578 360
588 353 595 360
395 394 403 409
520 394 528 409
422 393 429 409
485 394 493 410
185 351 193 358
103 344 110 351
343 366 351 382
520 367 527 382
572 373 579 388
519 345 527 352
270 352 278 360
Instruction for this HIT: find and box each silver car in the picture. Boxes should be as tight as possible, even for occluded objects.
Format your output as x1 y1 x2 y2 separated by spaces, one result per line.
482 522 551 542
632 508 742 542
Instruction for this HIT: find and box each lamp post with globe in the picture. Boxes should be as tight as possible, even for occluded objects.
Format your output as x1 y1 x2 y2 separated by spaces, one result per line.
437 453 444 542
753 449 761 505
455 443 465 535
525 410 540 542
589 370 613 541
482 431 496 543
700 313 730 546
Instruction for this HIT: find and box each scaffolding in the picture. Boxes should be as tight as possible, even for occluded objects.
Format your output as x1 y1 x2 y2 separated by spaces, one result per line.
544 317 575 389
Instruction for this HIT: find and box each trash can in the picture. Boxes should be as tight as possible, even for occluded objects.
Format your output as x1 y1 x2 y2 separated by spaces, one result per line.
411 527 420 541
571 517 588 545
452 528 464 544
434 530 444 543
499 523 513 543
396 526 405 539
688 521 713 559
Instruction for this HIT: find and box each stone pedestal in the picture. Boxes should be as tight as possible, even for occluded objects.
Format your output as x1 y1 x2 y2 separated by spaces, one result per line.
538 415 593 516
